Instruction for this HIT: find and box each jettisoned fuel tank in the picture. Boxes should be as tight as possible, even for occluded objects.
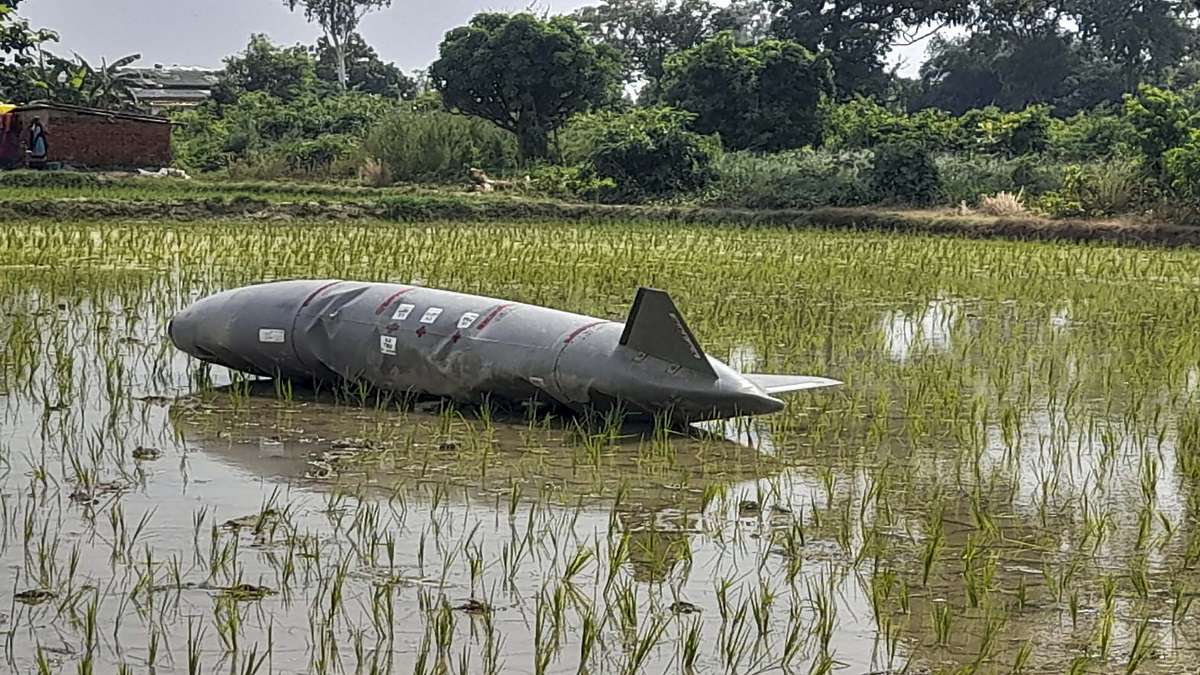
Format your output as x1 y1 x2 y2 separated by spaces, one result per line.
169 280 840 423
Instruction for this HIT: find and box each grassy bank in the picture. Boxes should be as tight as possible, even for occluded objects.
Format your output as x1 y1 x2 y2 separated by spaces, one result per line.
1 173 1198 248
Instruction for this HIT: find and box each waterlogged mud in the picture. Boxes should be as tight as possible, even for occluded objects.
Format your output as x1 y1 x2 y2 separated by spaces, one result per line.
5 219 1200 673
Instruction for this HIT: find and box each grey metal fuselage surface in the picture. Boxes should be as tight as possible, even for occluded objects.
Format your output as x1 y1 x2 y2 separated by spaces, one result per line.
169 280 808 423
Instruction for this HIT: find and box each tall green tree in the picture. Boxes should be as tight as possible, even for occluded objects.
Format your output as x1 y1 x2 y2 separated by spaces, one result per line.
214 34 317 104
430 13 622 160
1070 0 1196 89
660 32 833 150
767 0 972 97
573 0 770 86
915 0 1197 114
313 33 415 99
916 32 1081 114
285 0 391 90
573 0 718 84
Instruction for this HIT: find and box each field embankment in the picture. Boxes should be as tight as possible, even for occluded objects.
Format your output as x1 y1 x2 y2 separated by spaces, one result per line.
2 172 1198 247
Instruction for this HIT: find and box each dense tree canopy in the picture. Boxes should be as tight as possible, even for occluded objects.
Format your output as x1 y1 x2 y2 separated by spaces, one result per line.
313 33 415 99
661 32 833 150
214 34 317 104
766 0 972 97
573 0 774 94
430 13 622 159
573 0 715 84
914 0 1199 114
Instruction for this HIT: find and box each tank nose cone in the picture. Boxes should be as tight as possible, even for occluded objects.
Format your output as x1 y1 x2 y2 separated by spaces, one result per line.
168 301 204 354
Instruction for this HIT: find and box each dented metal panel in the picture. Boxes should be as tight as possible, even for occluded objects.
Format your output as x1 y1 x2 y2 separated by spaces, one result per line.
169 280 841 423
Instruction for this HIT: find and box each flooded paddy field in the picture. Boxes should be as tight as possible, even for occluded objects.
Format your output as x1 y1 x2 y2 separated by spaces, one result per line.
3 218 1200 673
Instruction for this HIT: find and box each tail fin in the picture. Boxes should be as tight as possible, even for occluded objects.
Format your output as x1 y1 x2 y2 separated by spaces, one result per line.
619 288 716 378
744 374 841 395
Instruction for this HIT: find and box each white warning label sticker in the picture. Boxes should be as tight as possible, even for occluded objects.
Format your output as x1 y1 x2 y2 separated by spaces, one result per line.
392 303 415 321
380 335 397 356
258 329 286 344
457 312 479 329
420 307 443 324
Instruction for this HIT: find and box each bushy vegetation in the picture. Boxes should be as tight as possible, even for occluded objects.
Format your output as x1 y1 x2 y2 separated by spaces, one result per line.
171 36 399 178
9 0 1200 221
660 33 833 152
870 141 940 205
363 106 519 183
173 87 393 177
707 149 871 209
557 107 718 202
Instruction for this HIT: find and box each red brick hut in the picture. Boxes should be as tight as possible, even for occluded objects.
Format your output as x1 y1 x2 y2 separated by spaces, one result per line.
0 102 172 169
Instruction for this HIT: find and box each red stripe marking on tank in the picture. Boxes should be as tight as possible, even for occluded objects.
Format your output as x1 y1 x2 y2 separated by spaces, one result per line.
564 320 608 344
375 287 414 315
416 326 427 338
385 322 400 333
451 332 462 344
301 281 342 308
474 303 514 330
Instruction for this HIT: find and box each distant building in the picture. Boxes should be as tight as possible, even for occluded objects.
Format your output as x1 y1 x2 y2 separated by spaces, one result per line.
124 65 221 114
0 102 172 169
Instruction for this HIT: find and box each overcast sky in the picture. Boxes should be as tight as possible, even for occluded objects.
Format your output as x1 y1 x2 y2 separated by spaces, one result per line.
18 0 929 75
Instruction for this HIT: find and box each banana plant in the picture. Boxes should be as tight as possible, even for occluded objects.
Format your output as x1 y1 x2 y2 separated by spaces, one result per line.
69 53 142 108
8 50 142 109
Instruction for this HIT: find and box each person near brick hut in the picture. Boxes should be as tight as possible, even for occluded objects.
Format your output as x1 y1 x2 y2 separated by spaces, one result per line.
27 117 48 169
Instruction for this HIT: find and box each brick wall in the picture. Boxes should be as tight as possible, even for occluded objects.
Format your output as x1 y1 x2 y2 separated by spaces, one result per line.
16 110 172 168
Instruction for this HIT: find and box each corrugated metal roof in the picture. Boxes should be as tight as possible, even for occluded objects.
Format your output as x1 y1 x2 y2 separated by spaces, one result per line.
130 88 213 101
123 67 220 90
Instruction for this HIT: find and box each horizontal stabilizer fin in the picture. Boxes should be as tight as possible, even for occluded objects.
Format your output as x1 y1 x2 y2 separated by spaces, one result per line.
620 287 716 378
744 374 842 395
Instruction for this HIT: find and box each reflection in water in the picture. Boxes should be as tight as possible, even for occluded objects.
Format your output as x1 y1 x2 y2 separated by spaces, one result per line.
880 298 960 363
728 343 760 373
170 384 785 585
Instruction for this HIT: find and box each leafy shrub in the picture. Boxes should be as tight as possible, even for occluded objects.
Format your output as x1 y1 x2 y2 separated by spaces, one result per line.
660 33 833 152
561 107 718 201
1049 109 1136 160
936 155 1065 204
171 108 233 172
937 155 1019 204
824 97 959 152
171 91 396 175
275 134 357 174
527 164 616 201
1035 160 1147 217
870 141 940 205
363 108 519 183
1165 131 1200 204
960 105 1052 156
1009 156 1061 195
1124 84 1194 178
706 149 871 209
